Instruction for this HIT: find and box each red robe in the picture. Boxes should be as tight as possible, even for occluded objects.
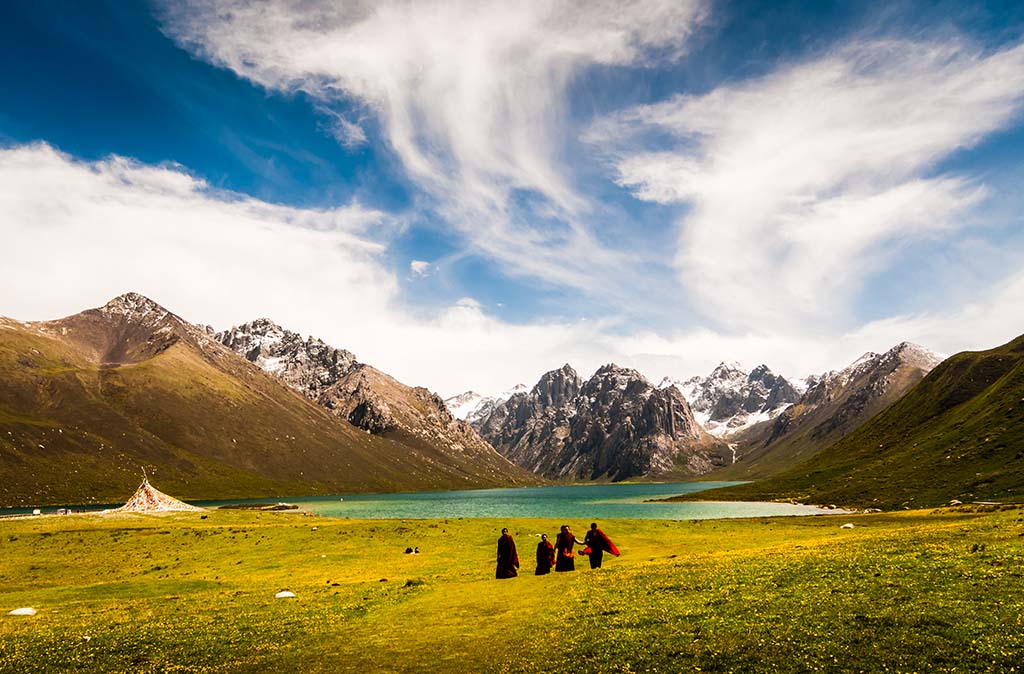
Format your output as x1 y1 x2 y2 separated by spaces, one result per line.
592 528 620 556
496 534 519 579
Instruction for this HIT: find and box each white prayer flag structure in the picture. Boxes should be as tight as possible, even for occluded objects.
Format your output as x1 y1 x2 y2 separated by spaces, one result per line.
115 479 203 513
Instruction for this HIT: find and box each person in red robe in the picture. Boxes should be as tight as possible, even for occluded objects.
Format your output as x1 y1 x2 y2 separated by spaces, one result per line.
554 525 583 572
495 527 519 579
535 533 555 575
582 522 620 569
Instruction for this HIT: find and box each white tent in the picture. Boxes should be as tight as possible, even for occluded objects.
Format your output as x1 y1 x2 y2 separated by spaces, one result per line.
114 479 203 513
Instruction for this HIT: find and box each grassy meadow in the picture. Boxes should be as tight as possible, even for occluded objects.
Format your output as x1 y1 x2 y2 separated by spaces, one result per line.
1 507 1023 673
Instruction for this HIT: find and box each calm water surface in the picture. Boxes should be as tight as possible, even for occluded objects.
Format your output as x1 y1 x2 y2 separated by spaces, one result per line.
3 482 842 520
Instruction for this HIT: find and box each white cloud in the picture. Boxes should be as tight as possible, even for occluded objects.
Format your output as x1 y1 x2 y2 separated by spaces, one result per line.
2 143 1021 398
317 106 368 148
157 0 707 298
409 260 431 277
0 143 622 395
593 38 1024 332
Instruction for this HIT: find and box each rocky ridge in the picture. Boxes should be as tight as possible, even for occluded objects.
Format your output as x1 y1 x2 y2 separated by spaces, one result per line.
477 364 726 480
216 320 501 458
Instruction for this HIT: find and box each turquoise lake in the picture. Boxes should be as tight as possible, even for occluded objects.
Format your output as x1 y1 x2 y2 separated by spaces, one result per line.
3 482 842 520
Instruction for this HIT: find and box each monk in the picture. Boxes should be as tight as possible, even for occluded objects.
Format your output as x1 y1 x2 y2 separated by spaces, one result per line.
554 524 583 572
535 533 555 575
583 522 620 569
495 527 519 579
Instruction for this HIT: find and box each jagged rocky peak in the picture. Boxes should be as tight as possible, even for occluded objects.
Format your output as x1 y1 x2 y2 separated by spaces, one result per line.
216 319 358 400
710 361 746 381
584 363 652 397
531 363 582 407
476 362 724 481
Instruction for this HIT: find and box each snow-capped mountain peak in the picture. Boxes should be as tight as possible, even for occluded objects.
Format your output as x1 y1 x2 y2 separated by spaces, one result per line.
667 362 800 438
444 384 528 425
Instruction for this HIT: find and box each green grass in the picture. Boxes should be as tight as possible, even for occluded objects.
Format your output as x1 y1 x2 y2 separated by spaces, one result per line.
2 508 1022 673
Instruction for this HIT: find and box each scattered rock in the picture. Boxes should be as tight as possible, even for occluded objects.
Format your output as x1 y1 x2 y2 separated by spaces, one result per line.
840 523 855 529
274 591 297 599
949 499 963 506
8 608 37 616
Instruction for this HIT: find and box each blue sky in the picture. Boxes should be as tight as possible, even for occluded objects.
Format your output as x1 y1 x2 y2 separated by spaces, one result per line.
2 0 1024 395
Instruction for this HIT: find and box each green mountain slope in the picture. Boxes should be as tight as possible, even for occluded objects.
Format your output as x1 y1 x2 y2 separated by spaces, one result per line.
680 335 1024 508
0 297 536 506
712 343 939 480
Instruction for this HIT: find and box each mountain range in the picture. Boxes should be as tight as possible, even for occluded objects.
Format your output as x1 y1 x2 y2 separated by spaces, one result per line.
215 318 503 463
3 292 1019 510
475 364 727 480
0 293 535 506
682 335 1024 507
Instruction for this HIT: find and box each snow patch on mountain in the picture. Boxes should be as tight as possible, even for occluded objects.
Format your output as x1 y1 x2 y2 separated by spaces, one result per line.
662 362 800 438
444 384 527 425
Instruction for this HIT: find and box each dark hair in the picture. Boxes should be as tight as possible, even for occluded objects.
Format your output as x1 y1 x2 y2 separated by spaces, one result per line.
590 522 597 529
501 528 508 534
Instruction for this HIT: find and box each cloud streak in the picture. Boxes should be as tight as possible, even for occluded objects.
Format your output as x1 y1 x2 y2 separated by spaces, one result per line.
594 38 1024 331
157 0 707 299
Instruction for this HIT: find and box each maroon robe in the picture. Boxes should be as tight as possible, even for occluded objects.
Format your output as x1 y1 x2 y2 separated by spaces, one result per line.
535 540 555 575
496 534 519 579
554 532 577 572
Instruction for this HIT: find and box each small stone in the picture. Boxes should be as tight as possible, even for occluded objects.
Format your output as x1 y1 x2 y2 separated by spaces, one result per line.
840 523 855 529
8 608 37 616
274 591 297 599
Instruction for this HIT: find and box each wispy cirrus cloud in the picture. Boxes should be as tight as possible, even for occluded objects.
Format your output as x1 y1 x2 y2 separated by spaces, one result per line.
591 37 1024 332
157 0 707 299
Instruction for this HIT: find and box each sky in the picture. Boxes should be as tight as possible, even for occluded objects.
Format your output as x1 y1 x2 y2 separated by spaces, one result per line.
2 0 1024 396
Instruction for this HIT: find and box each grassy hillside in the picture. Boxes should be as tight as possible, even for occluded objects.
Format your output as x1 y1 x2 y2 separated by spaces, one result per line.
713 349 932 481
0 316 536 507
1 507 1021 672
680 335 1024 508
